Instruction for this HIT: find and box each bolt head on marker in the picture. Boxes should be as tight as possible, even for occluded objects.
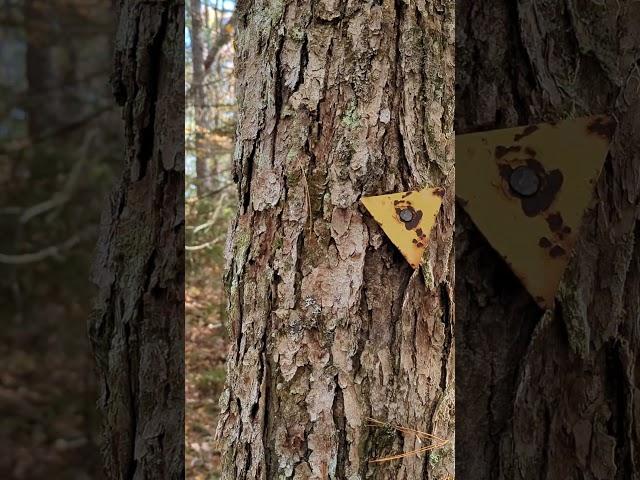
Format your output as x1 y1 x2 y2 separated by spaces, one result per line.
399 208 415 223
509 166 540 197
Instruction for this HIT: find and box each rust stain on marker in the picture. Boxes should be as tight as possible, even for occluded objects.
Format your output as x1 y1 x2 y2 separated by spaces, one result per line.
587 116 617 140
513 125 539 141
498 158 564 217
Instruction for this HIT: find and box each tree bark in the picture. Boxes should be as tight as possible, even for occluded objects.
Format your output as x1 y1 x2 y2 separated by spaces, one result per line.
89 2 184 479
456 1 640 478
218 1 455 479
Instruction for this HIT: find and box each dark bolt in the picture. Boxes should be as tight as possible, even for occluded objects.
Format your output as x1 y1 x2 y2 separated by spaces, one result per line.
399 208 414 222
509 166 540 197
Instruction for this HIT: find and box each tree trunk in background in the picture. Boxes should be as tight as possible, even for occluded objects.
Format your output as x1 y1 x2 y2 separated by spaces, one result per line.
189 0 211 195
24 0 114 139
456 1 640 478
89 2 184 479
218 1 454 479
25 0 64 137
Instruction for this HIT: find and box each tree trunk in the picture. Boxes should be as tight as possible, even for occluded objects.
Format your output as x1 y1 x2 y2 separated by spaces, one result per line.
24 0 114 139
24 0 69 137
89 2 184 479
189 0 211 195
217 1 455 479
456 1 640 478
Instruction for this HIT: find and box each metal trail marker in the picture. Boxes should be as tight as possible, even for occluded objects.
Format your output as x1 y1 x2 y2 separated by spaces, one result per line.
456 115 615 309
361 187 444 269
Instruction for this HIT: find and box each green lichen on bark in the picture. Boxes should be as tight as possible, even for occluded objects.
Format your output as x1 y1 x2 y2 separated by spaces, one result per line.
341 100 361 129
558 277 590 359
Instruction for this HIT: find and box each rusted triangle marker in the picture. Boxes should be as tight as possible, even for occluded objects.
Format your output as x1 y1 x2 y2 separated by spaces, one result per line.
456 115 615 309
361 188 444 268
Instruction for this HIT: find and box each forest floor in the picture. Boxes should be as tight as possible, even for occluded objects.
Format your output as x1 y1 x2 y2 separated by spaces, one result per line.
1 255 228 480
0 301 104 479
186 264 228 480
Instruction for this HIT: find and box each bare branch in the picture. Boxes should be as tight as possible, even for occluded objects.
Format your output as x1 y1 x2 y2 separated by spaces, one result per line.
25 131 98 224
0 106 113 154
189 191 228 233
0 226 97 265
186 235 225 251
7 129 101 224
186 13 235 99
185 180 233 204
203 13 235 73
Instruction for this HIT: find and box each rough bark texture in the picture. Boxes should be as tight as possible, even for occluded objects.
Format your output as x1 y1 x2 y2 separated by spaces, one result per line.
218 0 455 479
456 1 640 478
89 1 185 479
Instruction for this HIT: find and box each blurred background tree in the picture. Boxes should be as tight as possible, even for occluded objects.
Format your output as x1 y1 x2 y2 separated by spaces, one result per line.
185 0 236 478
0 0 121 478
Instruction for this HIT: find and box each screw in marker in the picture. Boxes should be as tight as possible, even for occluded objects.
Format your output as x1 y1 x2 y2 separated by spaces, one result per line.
509 166 540 197
399 208 414 223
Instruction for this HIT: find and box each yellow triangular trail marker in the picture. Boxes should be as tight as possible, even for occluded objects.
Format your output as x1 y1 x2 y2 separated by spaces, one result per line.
456 115 615 309
361 188 444 268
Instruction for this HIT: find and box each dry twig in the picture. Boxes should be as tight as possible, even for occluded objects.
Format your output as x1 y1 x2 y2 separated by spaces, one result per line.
366 417 450 464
